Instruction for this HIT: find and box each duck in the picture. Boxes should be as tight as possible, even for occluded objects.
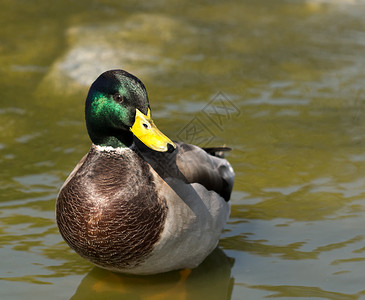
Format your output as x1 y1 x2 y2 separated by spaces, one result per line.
56 69 235 275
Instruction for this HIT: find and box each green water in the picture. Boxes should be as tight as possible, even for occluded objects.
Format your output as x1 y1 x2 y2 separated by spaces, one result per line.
1 0 365 299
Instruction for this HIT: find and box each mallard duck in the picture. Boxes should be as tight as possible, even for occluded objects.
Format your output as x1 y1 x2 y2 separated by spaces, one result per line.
56 70 235 275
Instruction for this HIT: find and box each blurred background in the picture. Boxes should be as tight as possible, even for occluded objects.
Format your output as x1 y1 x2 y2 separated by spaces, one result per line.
1 0 365 299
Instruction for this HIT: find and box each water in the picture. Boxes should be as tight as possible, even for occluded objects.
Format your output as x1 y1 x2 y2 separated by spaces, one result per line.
1 0 365 299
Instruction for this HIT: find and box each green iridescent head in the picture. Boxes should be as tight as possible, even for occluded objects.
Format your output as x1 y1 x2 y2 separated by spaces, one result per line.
85 70 175 151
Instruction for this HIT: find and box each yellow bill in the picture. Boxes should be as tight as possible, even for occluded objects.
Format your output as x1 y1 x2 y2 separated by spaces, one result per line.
131 108 176 152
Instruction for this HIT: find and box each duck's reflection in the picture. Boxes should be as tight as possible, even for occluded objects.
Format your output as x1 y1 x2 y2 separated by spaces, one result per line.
70 248 234 300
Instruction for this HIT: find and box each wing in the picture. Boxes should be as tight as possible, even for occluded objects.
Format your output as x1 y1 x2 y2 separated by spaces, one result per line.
134 139 235 201
175 142 235 201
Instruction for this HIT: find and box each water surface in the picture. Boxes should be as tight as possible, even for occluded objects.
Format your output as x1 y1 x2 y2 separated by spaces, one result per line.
1 1 365 299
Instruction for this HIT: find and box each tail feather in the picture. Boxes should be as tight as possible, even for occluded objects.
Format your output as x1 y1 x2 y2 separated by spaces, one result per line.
202 146 232 158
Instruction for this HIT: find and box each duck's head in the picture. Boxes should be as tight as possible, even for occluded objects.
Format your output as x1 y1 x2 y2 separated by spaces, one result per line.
85 70 175 152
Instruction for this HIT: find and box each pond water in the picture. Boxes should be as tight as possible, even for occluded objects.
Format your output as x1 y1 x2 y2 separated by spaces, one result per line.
1 0 365 299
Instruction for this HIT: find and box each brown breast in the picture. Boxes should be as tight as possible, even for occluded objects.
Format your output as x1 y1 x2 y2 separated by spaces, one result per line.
56 147 167 270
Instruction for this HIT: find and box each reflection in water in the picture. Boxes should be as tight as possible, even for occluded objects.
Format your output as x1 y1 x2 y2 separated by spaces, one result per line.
70 248 234 300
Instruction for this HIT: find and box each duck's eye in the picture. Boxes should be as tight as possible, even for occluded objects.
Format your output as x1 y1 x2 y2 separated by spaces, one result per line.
113 93 123 103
